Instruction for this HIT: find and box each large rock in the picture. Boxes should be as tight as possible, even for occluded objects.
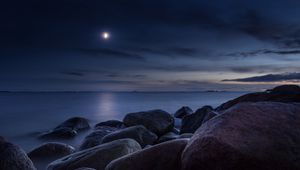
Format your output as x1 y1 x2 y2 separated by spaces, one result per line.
216 85 300 111
39 117 90 139
106 139 188 170
181 102 300 170
101 125 158 147
180 106 216 134
174 106 193 119
54 117 90 131
28 142 75 159
123 109 174 136
79 126 117 150
95 120 124 129
0 137 36 170
157 132 178 143
47 138 141 170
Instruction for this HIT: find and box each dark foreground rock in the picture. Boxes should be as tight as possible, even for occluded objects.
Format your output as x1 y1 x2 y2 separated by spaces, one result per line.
123 109 174 136
106 139 188 170
95 120 124 129
28 142 75 159
216 85 300 111
101 125 157 147
74 168 96 170
47 138 141 170
39 117 90 139
174 106 193 119
181 102 300 170
79 126 117 150
0 137 36 170
180 105 216 134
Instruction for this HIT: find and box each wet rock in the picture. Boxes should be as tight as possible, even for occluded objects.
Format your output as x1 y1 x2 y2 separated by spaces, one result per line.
47 138 141 170
101 125 158 147
123 109 174 136
95 120 124 129
174 106 193 119
179 133 193 139
216 85 300 111
105 139 188 170
55 117 90 131
79 126 117 150
39 117 90 139
39 127 77 139
28 142 75 159
0 137 36 170
157 132 178 143
182 102 300 170
180 106 215 134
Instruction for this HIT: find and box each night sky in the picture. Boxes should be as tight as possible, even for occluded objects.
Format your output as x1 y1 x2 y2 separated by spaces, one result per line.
1 0 300 91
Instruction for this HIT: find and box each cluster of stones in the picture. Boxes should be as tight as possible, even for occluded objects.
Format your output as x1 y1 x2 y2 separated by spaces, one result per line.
1 85 300 170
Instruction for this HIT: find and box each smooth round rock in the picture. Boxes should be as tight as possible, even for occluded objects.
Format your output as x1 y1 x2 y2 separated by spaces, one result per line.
101 125 158 147
182 102 300 170
47 138 141 170
28 142 75 159
123 109 174 136
106 139 188 170
0 137 36 170
174 106 193 119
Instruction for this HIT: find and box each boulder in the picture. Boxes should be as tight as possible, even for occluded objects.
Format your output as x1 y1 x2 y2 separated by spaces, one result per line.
157 132 178 143
79 126 117 150
123 109 174 136
95 120 124 129
106 139 188 170
174 106 193 119
39 127 77 139
55 117 90 131
47 138 141 170
180 106 215 134
101 125 158 147
271 84 300 94
0 137 36 170
181 102 300 170
39 117 90 139
216 85 300 111
28 142 75 159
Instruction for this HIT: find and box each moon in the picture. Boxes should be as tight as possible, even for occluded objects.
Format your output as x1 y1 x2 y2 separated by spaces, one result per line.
101 32 110 40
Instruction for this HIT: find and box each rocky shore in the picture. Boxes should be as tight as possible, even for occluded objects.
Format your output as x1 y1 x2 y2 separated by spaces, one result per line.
1 85 300 170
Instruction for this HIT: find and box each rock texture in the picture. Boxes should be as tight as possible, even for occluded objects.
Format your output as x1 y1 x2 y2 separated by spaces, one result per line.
123 109 174 136
39 117 90 139
216 85 300 111
182 102 300 170
101 125 158 147
180 106 216 134
47 138 141 170
95 120 124 129
0 137 36 170
174 106 193 119
28 142 75 159
106 139 188 170
79 126 117 150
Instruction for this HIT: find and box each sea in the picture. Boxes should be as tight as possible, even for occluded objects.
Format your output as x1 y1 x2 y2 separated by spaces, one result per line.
0 91 247 152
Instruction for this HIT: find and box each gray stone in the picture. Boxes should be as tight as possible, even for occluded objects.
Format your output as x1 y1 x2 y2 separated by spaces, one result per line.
106 139 188 170
47 138 141 170
0 137 36 170
101 125 158 147
182 102 300 170
180 106 216 134
174 106 193 119
123 109 174 136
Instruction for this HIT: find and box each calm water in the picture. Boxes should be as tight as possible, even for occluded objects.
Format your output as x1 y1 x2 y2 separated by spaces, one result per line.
0 91 247 152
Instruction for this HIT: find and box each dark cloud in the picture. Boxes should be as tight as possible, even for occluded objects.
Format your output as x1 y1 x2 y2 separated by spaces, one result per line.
77 48 145 61
223 72 300 82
